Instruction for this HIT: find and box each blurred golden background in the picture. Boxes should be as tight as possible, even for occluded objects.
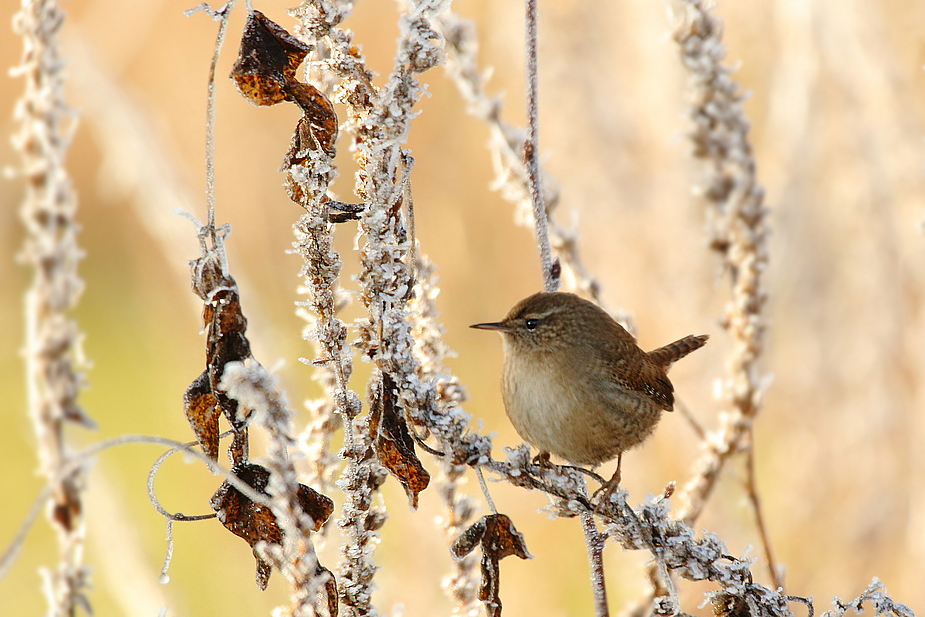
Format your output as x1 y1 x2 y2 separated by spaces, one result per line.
1 0 924 615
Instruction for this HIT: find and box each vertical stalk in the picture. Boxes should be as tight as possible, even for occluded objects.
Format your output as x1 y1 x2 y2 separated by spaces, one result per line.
12 0 94 614
581 511 610 617
524 0 557 292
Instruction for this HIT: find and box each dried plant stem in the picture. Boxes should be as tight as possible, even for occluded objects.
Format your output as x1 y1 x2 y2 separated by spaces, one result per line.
744 442 782 590
12 1 94 614
409 257 480 616
439 465 480 617
672 0 776 583
435 12 622 320
202 1 236 237
294 194 370 614
220 361 330 617
523 0 556 292
581 512 610 617
289 8 384 616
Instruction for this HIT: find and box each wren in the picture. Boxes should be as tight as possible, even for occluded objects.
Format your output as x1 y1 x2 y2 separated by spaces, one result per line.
472 291 707 486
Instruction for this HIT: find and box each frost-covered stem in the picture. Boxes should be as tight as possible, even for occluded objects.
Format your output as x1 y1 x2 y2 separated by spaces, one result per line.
291 4 384 615
435 12 622 319
292 175 370 614
671 0 771 538
581 512 610 617
409 258 480 615
297 4 483 614
821 579 914 617
523 0 556 292
439 467 480 617
12 1 94 614
203 1 237 237
300 380 343 492
220 361 328 616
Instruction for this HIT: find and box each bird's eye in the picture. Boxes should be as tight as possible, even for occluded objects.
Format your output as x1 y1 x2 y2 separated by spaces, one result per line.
525 318 539 330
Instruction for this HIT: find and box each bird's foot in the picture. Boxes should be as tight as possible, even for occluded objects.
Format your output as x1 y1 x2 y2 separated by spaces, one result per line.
591 454 623 503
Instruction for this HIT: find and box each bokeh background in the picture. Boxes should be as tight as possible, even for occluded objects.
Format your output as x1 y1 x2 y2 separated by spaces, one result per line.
2 0 924 615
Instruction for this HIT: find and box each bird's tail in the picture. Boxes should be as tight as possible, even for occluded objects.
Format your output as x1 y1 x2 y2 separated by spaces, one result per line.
647 334 709 370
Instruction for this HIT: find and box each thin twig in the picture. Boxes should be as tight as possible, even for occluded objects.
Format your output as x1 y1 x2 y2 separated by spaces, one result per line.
674 396 707 441
743 438 782 590
475 467 497 515
523 0 556 292
187 0 238 241
1 434 272 581
433 13 625 314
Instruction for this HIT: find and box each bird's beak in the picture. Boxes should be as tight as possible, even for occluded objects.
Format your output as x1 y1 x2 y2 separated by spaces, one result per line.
470 321 508 331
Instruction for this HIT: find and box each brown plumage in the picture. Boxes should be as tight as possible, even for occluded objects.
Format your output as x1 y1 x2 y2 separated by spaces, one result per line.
472 292 708 470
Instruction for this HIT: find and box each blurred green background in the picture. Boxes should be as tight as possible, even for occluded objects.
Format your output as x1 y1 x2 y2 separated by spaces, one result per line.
2 0 924 615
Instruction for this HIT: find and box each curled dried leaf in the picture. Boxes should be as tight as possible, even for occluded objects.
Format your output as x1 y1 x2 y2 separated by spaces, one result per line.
210 463 334 590
451 514 531 616
371 372 430 508
206 289 253 431
286 82 337 155
230 9 338 206
231 10 311 106
451 515 486 560
183 369 221 460
318 564 339 617
228 428 249 468
190 252 235 302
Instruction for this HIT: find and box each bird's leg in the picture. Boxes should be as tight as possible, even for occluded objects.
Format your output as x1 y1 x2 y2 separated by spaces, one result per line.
592 453 622 501
532 450 552 467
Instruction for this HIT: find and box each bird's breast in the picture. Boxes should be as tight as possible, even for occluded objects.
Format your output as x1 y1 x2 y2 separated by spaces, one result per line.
499 347 663 466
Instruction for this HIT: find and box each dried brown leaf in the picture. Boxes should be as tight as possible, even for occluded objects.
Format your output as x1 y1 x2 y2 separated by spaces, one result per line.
210 463 334 590
297 482 335 532
183 369 221 460
231 10 311 106
287 82 337 155
228 428 249 468
450 515 486 560
189 252 235 302
451 514 531 616
371 373 430 508
206 289 252 431
318 564 339 617
230 9 338 206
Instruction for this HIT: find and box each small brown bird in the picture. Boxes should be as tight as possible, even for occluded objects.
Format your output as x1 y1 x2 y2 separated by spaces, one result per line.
472 292 707 486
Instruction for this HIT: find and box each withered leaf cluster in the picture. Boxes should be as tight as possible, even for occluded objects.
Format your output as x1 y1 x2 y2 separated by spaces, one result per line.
184 256 252 463
370 372 431 508
211 463 335 592
182 252 336 595
230 10 338 204
452 514 531 617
